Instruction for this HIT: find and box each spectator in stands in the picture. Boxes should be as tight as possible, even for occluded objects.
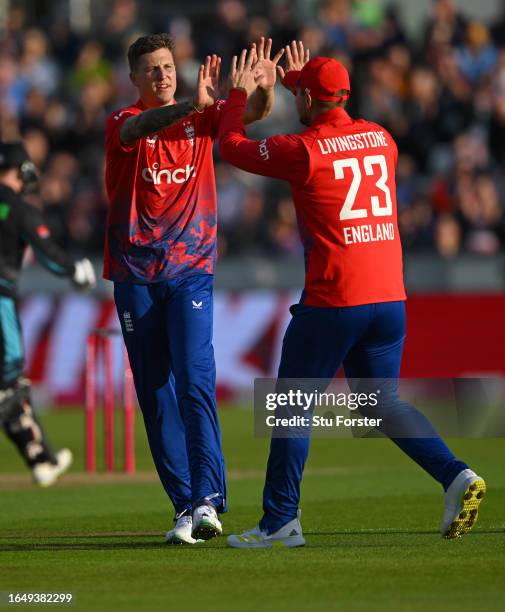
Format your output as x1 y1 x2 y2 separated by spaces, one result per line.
18 29 59 96
456 22 498 86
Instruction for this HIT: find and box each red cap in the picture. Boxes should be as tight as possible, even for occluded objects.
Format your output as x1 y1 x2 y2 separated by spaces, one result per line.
282 57 351 102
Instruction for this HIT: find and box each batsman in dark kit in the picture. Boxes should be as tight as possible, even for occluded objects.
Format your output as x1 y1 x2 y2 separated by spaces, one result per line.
0 142 96 486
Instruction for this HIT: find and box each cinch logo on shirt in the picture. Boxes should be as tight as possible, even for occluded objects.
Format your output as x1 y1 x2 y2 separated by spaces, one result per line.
259 139 270 161
141 163 196 185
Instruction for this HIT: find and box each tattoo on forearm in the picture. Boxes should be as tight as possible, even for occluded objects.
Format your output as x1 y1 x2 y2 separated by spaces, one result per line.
120 101 195 144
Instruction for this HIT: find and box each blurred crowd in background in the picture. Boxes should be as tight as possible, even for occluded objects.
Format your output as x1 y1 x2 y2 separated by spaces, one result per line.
1 0 505 259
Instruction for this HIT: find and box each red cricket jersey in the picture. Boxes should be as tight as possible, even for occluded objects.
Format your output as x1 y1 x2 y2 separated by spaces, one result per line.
104 99 225 282
219 89 406 308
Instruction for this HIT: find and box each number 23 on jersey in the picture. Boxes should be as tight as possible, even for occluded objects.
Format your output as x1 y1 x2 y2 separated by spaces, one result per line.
333 154 393 221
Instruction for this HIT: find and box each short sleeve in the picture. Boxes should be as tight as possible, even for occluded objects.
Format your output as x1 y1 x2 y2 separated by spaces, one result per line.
105 108 141 154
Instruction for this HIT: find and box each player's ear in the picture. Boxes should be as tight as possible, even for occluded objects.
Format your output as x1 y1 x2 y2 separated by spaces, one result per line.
129 71 138 87
304 89 312 109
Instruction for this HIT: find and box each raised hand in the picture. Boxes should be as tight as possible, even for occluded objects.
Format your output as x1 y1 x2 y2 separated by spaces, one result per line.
229 47 257 98
252 37 285 90
194 54 221 110
277 40 310 81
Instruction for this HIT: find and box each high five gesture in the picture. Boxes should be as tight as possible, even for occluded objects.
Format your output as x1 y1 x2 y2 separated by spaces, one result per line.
253 37 285 90
195 54 222 110
277 40 311 81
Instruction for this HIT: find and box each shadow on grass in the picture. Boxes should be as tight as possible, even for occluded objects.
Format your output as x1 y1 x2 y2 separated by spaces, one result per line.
0 541 427 552
0 543 168 552
0 528 500 553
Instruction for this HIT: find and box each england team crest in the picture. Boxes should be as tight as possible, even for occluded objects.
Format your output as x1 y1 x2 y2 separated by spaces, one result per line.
146 134 158 148
183 120 195 146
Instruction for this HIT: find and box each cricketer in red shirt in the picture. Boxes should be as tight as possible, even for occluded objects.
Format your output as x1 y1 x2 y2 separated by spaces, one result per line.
104 34 283 543
221 53 477 548
104 98 224 281
104 37 281 284
219 58 406 308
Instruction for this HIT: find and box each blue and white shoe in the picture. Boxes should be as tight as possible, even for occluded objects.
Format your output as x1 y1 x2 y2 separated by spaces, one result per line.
227 510 305 548
441 469 486 539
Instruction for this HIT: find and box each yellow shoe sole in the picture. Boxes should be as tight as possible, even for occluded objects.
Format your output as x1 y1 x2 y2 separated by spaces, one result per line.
443 478 486 539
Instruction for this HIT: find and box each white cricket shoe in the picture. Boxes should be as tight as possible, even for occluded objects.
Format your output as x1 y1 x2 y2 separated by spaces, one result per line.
165 513 201 545
191 504 222 541
227 510 305 548
441 469 486 539
32 449 73 487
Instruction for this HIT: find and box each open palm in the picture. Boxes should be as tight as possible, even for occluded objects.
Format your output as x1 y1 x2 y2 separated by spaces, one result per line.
195 54 221 109
277 40 310 81
253 37 284 89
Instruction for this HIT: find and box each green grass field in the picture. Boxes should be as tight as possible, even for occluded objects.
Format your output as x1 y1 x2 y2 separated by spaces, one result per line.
0 407 503 611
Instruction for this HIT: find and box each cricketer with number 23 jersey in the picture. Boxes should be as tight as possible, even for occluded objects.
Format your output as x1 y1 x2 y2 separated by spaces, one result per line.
221 59 479 546
219 89 406 308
